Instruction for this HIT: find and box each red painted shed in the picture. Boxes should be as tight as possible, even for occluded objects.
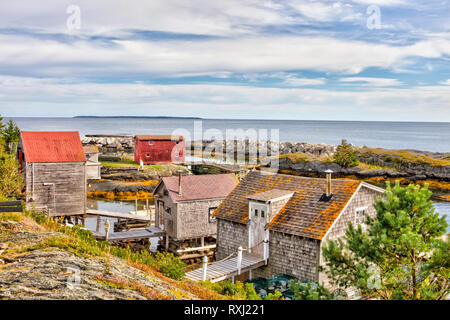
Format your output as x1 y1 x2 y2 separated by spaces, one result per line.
134 135 185 164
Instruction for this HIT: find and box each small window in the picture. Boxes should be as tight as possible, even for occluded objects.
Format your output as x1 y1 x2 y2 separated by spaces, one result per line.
209 207 217 222
149 140 154 145
261 210 265 218
146 153 150 157
254 209 259 217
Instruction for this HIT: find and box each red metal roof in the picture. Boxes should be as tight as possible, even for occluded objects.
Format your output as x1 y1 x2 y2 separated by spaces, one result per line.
21 131 86 163
159 174 239 201
135 135 183 141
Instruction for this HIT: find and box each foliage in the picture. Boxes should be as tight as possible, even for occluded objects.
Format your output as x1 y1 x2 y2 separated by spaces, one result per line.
2 120 20 147
289 281 332 300
263 291 283 300
153 252 186 281
0 212 23 222
0 151 24 199
322 181 449 300
333 139 359 168
279 152 310 164
358 147 450 167
201 280 262 300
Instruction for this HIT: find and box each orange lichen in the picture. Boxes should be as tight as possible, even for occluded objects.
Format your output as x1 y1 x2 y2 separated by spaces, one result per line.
87 190 155 201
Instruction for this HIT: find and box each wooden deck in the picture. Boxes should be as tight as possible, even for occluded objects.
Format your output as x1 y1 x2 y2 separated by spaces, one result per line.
185 253 265 283
93 226 165 241
86 209 151 222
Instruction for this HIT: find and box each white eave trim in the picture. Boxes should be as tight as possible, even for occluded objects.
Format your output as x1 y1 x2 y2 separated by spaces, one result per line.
360 182 386 194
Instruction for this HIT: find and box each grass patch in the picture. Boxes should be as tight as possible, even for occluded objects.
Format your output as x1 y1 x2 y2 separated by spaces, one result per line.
279 152 311 164
357 147 450 167
0 212 23 222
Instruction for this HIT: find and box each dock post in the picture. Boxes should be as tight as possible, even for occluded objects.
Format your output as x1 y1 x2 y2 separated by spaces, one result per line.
96 216 101 232
201 237 204 247
135 199 138 214
165 235 169 251
104 220 110 241
202 256 208 281
237 246 243 275
146 199 149 217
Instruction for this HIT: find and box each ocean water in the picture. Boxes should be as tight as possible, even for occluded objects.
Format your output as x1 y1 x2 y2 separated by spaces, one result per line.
6 117 450 153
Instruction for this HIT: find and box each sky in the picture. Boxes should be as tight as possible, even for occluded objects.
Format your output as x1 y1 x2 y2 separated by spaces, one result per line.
0 0 449 121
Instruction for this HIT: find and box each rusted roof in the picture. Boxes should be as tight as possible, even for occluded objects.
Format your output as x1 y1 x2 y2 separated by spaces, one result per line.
21 131 86 163
135 135 183 141
248 189 294 202
159 173 239 202
213 171 361 240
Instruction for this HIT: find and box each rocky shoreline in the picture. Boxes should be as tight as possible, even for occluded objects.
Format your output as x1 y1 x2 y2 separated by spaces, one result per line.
82 135 450 197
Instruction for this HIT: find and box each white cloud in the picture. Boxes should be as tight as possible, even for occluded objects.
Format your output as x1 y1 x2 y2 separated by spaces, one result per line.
1 76 449 121
440 79 450 85
339 77 403 87
1 33 450 78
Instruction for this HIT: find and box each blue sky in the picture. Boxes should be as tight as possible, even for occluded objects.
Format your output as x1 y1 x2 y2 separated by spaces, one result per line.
0 0 449 121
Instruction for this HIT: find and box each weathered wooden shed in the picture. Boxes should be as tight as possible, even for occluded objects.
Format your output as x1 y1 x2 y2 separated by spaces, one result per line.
18 131 87 217
152 173 238 258
213 170 385 291
134 135 185 164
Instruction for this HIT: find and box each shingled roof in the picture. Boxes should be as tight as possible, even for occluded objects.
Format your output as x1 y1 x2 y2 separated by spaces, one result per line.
156 173 239 202
213 171 364 240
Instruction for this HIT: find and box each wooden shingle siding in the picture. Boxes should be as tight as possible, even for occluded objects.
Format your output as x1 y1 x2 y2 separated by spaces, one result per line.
25 162 86 216
253 231 320 282
216 219 248 260
176 198 223 240
318 185 383 288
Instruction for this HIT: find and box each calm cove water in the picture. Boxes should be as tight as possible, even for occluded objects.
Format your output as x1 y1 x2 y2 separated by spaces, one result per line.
9 117 450 230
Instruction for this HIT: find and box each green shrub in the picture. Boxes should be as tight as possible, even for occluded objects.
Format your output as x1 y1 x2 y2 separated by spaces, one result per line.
333 139 359 168
289 281 332 300
153 252 186 280
201 280 262 300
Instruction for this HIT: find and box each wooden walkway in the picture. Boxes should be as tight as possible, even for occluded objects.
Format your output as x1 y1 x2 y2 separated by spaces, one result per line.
93 226 165 241
185 253 265 283
86 209 150 222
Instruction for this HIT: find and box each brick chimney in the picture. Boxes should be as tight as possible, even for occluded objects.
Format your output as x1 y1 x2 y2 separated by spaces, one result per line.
325 169 333 197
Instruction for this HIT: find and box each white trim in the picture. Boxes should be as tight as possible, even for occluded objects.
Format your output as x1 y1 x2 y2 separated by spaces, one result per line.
360 182 385 194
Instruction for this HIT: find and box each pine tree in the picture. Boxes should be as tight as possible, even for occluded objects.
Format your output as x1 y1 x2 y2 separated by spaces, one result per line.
322 181 449 300
2 120 20 145
333 139 359 168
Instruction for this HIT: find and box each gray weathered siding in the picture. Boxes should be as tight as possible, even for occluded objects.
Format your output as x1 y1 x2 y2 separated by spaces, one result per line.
216 219 248 260
318 185 383 288
253 231 320 281
25 162 86 216
154 183 225 240
176 198 223 240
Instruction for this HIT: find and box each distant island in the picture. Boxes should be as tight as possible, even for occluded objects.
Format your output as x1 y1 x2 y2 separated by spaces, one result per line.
74 116 202 120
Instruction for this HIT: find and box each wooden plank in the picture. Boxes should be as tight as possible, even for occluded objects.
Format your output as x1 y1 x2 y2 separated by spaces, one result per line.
0 201 22 206
185 252 265 283
0 207 23 212
87 209 150 222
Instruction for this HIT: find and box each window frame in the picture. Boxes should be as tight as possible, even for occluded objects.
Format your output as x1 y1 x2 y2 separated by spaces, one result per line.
209 207 218 223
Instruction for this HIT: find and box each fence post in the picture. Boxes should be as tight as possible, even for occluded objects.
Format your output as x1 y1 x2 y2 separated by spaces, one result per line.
202 256 208 281
237 246 243 275
264 239 269 265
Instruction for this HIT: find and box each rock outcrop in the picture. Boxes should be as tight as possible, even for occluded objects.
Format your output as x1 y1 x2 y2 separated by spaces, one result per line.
0 219 197 300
